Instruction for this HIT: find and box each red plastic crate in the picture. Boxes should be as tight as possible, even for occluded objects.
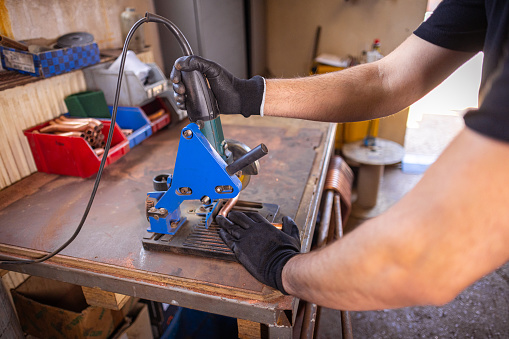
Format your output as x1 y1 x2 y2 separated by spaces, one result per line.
140 97 171 133
24 120 130 178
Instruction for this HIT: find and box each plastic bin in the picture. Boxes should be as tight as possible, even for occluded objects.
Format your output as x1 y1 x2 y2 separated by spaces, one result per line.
140 96 172 133
65 91 111 118
108 106 153 148
83 62 168 106
24 120 129 178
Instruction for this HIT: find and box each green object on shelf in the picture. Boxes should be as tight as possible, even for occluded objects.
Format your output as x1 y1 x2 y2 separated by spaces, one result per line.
64 91 110 118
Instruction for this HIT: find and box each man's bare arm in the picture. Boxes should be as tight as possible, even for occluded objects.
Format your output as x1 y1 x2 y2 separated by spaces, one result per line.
283 128 509 310
264 35 475 122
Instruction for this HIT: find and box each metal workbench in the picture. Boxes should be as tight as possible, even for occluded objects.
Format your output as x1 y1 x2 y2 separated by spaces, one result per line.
0 115 335 337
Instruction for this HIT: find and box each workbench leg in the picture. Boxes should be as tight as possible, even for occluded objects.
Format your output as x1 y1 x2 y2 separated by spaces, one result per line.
0 278 24 338
267 324 293 339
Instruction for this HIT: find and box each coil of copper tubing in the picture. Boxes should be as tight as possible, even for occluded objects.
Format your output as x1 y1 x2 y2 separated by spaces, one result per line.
324 156 354 202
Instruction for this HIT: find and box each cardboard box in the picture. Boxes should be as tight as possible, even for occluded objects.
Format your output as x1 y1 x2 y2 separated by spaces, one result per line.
12 276 122 339
0 43 100 78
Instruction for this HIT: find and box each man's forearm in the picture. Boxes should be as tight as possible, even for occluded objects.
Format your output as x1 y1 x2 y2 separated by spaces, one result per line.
263 35 475 123
282 128 509 311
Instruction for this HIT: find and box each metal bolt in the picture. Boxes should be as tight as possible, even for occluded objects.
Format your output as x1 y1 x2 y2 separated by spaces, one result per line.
200 195 211 205
179 187 192 195
183 129 193 139
215 186 223 193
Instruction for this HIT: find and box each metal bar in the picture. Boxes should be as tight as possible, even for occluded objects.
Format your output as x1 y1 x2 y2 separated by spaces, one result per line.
334 194 354 339
301 189 335 338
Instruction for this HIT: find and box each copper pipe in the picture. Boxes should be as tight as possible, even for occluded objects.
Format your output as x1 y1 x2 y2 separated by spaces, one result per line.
217 196 282 230
148 109 165 121
58 115 103 127
94 148 105 156
218 195 240 218
0 35 28 51
325 156 354 204
54 131 85 138
40 124 93 133
57 117 103 131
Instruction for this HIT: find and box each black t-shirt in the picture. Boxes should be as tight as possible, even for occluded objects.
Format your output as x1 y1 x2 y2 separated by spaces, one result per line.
414 0 509 142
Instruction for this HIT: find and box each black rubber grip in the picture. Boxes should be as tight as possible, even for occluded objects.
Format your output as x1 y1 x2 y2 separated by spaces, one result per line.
181 71 219 122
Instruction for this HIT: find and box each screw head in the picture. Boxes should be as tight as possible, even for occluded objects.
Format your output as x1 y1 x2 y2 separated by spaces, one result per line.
183 129 193 139
215 186 222 193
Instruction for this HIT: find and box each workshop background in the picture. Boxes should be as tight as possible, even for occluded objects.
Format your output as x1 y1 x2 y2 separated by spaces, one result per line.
1 0 508 338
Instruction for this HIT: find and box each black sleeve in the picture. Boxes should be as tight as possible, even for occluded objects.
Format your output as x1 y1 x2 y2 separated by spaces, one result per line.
464 43 509 142
414 0 486 53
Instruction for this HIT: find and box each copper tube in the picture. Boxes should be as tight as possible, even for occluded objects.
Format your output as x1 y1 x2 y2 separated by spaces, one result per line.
148 109 165 121
40 124 92 133
324 156 354 197
57 116 103 131
94 148 105 156
217 195 282 229
0 35 28 51
218 195 239 218
54 131 85 138
59 115 102 126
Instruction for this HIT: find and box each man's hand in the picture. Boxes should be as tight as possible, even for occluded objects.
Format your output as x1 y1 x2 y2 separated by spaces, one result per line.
216 211 301 294
170 56 265 117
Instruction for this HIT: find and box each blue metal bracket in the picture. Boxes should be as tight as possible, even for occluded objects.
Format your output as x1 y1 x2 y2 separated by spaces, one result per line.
147 123 241 235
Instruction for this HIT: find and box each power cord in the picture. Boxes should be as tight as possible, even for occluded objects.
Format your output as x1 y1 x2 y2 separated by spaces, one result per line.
0 17 148 265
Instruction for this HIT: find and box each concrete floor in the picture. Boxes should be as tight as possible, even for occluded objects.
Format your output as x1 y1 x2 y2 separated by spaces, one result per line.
315 107 509 338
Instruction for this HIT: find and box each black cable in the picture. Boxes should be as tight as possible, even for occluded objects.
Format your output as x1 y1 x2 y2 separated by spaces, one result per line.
0 17 148 265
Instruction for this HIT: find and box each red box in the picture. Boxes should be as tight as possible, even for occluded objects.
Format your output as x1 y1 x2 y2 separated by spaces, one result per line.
24 120 129 178
140 97 171 133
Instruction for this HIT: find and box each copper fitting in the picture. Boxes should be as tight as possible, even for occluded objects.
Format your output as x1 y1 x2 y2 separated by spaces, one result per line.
95 148 105 156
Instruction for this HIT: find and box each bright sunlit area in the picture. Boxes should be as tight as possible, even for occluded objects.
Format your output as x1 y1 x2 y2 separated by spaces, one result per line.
403 49 484 173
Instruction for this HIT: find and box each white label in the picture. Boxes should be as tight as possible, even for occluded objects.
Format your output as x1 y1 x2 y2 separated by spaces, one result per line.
3 50 36 73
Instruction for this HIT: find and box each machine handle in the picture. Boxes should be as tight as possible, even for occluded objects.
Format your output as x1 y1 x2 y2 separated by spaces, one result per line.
144 12 219 122
181 71 220 122
226 144 268 176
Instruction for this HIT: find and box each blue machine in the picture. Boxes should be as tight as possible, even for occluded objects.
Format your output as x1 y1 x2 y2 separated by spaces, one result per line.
146 122 267 235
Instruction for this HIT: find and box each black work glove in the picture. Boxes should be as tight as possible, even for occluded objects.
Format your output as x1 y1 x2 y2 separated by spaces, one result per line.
170 55 265 117
216 211 301 294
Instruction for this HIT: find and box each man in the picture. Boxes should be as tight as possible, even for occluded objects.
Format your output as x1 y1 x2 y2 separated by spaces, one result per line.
170 0 509 311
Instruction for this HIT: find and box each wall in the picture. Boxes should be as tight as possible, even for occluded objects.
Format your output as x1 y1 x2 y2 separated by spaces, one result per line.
0 0 163 69
266 0 428 77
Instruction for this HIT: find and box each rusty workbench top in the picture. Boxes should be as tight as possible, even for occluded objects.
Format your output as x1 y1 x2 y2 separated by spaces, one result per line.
0 115 335 328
